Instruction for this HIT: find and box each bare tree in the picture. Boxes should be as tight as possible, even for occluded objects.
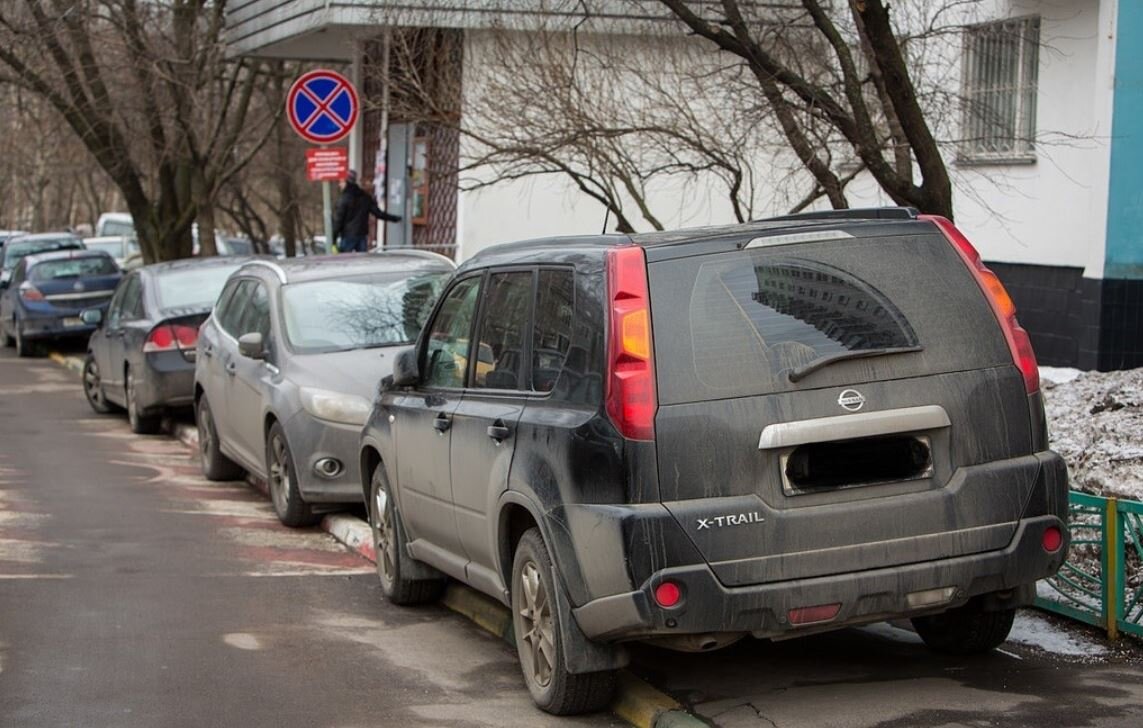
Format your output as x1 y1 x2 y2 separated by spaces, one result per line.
0 0 279 261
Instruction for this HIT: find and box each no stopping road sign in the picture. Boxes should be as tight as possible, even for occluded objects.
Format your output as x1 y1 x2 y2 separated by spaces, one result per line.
287 69 359 145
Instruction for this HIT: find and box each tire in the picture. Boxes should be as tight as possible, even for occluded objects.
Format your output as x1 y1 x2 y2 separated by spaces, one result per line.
911 601 1016 655
368 464 444 605
14 321 39 358
511 528 616 715
125 367 161 434
2 317 13 348
82 354 117 414
266 421 318 527
196 395 243 481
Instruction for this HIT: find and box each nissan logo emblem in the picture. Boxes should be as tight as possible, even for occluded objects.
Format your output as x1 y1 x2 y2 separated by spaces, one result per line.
838 389 865 412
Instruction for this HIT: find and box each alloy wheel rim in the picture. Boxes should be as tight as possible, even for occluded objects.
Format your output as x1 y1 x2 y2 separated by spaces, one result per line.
84 360 102 406
372 483 395 584
269 435 290 513
517 560 554 688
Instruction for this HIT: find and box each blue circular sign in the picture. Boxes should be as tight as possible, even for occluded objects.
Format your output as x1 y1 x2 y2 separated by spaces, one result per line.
286 69 359 144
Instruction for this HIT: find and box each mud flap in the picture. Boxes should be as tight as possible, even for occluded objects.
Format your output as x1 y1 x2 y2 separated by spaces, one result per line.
551 563 630 674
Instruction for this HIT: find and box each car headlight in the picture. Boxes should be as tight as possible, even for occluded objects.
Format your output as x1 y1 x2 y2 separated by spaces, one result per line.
298 387 372 426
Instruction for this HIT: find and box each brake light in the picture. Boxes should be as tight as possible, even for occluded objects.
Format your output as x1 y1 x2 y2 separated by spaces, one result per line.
18 283 44 301
144 323 198 353
921 215 1039 394
605 246 657 440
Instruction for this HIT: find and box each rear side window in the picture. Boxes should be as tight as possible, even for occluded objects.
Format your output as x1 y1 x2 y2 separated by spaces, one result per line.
649 232 1012 404
532 269 574 392
472 271 533 390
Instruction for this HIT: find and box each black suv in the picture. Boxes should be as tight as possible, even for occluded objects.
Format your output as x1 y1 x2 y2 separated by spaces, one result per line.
359 208 1068 714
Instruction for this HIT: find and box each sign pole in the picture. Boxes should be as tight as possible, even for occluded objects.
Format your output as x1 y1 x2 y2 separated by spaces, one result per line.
322 178 335 254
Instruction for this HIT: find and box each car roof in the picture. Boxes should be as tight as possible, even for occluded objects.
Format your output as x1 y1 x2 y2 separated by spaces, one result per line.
139 255 261 276
235 251 456 285
23 249 114 267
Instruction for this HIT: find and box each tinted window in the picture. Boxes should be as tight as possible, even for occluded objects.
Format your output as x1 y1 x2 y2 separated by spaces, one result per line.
472 271 533 390
29 256 118 282
423 276 482 389
154 265 244 312
216 280 256 337
281 271 448 354
108 275 142 327
532 269 574 392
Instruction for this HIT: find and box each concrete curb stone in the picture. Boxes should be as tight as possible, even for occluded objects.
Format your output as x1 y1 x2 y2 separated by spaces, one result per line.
53 350 701 728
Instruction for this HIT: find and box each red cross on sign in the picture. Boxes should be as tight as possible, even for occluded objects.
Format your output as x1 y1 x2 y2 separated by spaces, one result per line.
306 147 349 182
287 69 359 145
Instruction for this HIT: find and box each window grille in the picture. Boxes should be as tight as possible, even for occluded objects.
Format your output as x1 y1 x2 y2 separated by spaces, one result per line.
961 16 1040 162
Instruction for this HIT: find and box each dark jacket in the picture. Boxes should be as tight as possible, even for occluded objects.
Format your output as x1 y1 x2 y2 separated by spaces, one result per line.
333 182 400 241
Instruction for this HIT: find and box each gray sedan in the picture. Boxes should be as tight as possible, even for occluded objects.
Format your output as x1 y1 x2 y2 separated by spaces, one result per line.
193 252 454 526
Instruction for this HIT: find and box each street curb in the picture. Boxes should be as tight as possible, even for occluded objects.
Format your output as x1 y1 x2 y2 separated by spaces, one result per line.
51 350 703 728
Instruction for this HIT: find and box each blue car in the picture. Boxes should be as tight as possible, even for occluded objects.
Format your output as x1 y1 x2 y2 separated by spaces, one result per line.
0 250 122 357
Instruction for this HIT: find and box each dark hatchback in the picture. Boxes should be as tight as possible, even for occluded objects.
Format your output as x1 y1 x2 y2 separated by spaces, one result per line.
0 250 121 357
359 208 1069 714
82 256 255 433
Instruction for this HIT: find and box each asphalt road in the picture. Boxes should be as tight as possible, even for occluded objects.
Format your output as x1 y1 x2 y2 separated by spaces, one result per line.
2 344 1143 728
0 347 614 727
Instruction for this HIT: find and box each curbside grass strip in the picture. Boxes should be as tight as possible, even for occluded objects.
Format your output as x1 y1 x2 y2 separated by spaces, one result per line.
49 350 699 728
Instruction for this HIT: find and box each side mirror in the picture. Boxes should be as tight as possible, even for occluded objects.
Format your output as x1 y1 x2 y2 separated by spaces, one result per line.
80 308 103 326
390 347 420 388
238 332 266 360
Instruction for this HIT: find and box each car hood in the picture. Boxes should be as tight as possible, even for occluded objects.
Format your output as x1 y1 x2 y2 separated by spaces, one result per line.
287 346 402 399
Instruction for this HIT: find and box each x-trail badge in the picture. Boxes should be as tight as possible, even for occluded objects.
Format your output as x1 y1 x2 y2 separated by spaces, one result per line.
838 389 865 412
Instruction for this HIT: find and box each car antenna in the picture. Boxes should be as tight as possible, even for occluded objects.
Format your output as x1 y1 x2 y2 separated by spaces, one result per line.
601 207 611 235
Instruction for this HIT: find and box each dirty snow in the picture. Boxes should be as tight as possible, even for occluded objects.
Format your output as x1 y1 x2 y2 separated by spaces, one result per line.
1007 611 1108 656
1041 365 1143 502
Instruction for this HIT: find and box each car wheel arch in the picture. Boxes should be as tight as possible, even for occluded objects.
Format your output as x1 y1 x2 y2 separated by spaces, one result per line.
360 445 382 506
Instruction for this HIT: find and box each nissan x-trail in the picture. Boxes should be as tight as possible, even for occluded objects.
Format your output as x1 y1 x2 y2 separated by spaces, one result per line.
359 208 1069 715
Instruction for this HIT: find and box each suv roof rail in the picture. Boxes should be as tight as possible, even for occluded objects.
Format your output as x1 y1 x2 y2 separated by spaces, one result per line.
240 259 288 283
762 207 919 223
374 247 457 268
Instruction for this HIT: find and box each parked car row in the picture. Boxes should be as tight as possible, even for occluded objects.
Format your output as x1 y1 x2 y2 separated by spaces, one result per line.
69 208 1070 717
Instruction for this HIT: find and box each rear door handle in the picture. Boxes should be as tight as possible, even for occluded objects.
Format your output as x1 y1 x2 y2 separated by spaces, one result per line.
487 419 511 442
432 412 451 433
225 361 237 377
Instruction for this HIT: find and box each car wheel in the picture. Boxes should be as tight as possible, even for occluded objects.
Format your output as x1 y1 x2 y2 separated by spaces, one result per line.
911 601 1016 655
369 464 444 605
266 421 318 528
196 394 243 481
14 321 38 358
125 367 161 434
2 317 13 348
511 527 616 715
82 354 118 414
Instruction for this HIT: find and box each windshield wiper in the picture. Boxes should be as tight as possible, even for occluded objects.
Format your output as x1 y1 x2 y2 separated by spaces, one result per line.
787 345 923 383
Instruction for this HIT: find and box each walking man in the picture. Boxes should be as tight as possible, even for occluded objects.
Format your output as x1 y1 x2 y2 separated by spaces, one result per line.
332 170 401 253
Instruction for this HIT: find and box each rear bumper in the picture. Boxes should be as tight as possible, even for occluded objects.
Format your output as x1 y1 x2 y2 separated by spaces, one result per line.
573 514 1067 641
136 352 196 412
21 315 95 340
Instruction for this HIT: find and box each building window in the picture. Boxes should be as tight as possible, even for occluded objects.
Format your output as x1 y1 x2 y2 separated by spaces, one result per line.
961 16 1040 162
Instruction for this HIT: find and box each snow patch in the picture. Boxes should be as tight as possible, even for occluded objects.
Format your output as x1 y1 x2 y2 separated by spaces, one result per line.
1039 366 1082 384
1007 611 1107 656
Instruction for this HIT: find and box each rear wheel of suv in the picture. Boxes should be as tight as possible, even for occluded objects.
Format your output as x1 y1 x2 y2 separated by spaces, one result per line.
369 464 444 605
266 421 318 528
196 395 243 481
911 601 1016 655
511 528 616 715
125 367 161 434
83 354 118 414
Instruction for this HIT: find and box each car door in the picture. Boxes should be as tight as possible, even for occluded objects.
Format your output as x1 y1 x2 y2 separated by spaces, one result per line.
102 274 142 403
0 260 23 334
205 279 256 454
449 269 533 587
391 273 483 574
226 280 274 471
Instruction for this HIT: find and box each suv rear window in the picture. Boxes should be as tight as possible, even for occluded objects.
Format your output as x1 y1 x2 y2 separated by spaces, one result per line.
648 231 1012 404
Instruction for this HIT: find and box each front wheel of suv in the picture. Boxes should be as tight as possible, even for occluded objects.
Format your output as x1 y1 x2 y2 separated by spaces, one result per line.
196 395 244 481
511 528 616 715
911 601 1016 655
266 421 319 528
369 464 444 605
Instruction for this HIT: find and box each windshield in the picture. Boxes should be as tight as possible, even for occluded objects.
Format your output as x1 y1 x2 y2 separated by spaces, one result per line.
4 238 83 269
155 264 244 311
101 220 135 237
282 271 449 354
30 256 119 282
221 238 254 255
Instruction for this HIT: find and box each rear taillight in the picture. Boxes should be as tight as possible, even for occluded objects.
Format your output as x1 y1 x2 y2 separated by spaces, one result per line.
144 323 198 353
605 245 657 441
921 215 1039 394
18 283 44 301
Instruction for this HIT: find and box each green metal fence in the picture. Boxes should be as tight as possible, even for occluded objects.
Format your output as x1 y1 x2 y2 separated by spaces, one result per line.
1036 491 1143 640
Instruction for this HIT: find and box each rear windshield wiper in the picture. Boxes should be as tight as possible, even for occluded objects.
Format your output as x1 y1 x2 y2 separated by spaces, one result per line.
787 345 923 383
